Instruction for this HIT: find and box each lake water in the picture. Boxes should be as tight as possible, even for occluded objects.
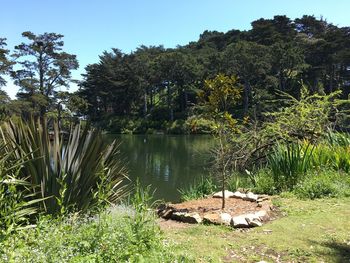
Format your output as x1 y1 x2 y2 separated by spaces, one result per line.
107 135 215 202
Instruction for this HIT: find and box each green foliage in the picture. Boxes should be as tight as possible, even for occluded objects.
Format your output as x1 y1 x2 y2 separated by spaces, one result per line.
199 74 242 114
199 74 242 208
166 119 188 134
293 170 350 199
0 38 13 87
12 31 79 117
268 142 314 191
311 143 350 173
0 208 185 262
185 116 216 134
324 130 350 147
226 171 253 192
0 118 129 215
251 169 277 195
0 144 48 239
264 86 343 141
179 176 217 201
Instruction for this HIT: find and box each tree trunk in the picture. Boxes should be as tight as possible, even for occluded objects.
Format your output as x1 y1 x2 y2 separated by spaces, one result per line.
39 51 46 117
221 172 225 209
243 80 250 116
143 89 148 117
184 90 188 109
167 85 174 121
279 71 285 91
329 65 334 93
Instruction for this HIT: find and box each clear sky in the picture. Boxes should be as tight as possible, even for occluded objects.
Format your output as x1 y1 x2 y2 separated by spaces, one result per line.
1 0 350 98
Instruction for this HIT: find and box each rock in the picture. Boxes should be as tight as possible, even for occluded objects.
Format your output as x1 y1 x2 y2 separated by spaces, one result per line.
243 192 259 202
171 212 202 224
203 212 232 226
255 210 269 221
203 213 221 225
248 219 263 227
220 212 232 225
231 191 246 199
257 195 269 202
231 215 250 228
244 214 262 227
213 190 235 198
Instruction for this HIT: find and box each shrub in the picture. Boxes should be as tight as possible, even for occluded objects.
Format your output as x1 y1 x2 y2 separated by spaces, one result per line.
0 182 188 262
0 119 129 215
166 119 188 134
252 169 277 195
226 172 253 192
185 116 216 134
293 170 350 199
268 142 314 192
0 208 184 262
294 171 337 199
311 143 350 173
179 176 217 201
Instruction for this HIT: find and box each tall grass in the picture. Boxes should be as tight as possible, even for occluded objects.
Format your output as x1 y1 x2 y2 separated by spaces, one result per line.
178 176 217 201
311 143 350 173
268 142 314 191
0 144 47 239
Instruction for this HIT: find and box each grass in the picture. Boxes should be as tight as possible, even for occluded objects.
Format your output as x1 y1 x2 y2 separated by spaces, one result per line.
163 197 350 262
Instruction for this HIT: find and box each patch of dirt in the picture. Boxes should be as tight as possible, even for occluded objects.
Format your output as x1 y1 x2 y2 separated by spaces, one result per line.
169 197 270 217
157 217 193 231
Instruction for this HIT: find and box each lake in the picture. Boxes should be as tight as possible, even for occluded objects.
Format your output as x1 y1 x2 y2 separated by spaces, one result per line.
107 135 215 202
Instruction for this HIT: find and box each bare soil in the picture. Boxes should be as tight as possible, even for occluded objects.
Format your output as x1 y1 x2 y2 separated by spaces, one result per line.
168 197 270 217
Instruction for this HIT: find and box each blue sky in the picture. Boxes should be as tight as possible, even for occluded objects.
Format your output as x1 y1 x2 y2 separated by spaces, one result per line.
1 0 350 98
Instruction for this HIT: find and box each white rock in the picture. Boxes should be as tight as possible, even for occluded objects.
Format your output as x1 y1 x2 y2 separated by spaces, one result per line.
219 213 232 225
231 191 246 199
255 210 269 221
203 213 220 225
213 190 235 198
231 215 250 228
171 212 202 224
243 192 259 202
243 213 256 222
248 219 263 227
244 214 261 226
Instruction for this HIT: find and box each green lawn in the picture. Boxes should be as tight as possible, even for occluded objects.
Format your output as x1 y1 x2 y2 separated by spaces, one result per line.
163 197 350 262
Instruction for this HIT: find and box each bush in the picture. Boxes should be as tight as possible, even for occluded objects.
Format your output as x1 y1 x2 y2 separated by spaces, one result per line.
166 119 188 134
185 116 216 134
293 170 350 199
0 183 188 262
311 143 350 173
226 172 253 192
0 209 184 262
179 176 217 201
268 142 314 192
0 119 129 215
252 169 277 195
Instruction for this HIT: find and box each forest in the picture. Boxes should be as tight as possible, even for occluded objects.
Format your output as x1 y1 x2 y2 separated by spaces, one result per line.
0 15 349 133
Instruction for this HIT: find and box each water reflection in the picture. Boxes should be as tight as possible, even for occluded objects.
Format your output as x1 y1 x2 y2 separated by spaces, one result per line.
105 135 215 201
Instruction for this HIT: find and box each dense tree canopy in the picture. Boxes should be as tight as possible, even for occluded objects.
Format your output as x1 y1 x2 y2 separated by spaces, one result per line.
0 15 349 132
76 15 350 132
0 38 12 87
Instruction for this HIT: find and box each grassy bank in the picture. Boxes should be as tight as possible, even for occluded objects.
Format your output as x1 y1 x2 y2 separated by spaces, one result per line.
162 197 350 262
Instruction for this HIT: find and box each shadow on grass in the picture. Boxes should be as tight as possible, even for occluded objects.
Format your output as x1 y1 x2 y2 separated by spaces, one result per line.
316 240 350 262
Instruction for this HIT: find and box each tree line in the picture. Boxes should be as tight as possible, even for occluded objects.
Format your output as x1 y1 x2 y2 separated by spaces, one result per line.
1 15 350 132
